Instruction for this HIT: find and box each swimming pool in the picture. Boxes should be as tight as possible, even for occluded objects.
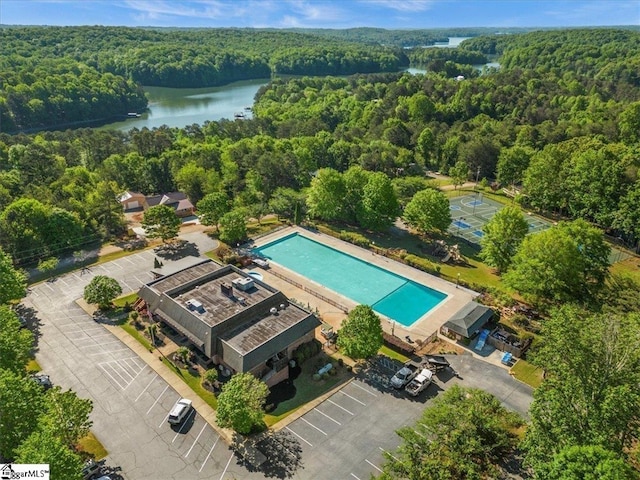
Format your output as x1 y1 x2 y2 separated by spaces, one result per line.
255 233 447 327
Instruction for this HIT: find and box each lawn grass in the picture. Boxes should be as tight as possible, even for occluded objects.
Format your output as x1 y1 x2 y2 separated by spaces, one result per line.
76 431 108 460
378 345 409 363
120 322 152 351
113 292 138 308
510 359 544 388
160 358 218 410
246 217 286 237
26 359 41 373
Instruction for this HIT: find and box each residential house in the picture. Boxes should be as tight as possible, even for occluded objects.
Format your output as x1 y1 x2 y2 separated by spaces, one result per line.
119 191 195 218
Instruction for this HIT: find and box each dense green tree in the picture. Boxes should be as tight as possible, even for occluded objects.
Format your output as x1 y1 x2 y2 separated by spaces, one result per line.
0 305 33 374
14 430 84 480
523 306 640 474
175 162 207 205
480 206 529 274
268 187 306 223
619 101 640 144
0 248 26 304
83 275 122 310
216 373 269 434
380 385 523 480
342 166 370 223
504 219 610 302
497 145 534 188
41 388 93 448
336 305 383 359
306 168 346 221
614 180 640 242
541 445 638 480
0 369 46 459
357 172 400 231
86 180 125 237
197 192 230 232
219 209 247 245
142 204 181 243
402 188 451 234
449 160 469 190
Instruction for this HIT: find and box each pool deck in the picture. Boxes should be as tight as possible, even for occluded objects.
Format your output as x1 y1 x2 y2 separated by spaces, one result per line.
249 226 478 344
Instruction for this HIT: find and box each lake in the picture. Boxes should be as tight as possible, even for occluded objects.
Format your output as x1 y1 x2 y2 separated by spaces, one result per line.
104 78 269 131
102 37 495 132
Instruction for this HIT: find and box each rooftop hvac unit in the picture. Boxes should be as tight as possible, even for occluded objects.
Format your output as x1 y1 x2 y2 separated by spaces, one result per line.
232 277 254 291
269 307 278 314
221 282 233 297
185 298 205 314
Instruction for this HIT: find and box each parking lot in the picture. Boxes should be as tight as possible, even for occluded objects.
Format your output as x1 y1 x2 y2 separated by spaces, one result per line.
22 233 533 480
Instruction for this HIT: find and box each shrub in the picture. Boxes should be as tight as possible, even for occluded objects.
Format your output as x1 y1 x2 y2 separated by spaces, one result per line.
312 373 321 381
338 358 344 367
339 231 371 248
403 254 439 275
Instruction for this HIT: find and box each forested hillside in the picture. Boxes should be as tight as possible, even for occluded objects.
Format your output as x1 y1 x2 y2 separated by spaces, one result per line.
0 26 410 132
0 28 639 266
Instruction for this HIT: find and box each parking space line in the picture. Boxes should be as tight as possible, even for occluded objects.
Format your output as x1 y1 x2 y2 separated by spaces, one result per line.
79 340 123 349
285 426 312 447
185 424 208 457
300 417 327 435
218 452 234 480
122 257 135 265
103 362 131 386
339 390 367 406
365 459 382 473
327 398 354 415
172 409 196 442
124 365 147 390
121 357 143 372
88 348 131 356
136 374 158 401
115 362 135 381
111 262 123 269
351 382 378 397
43 283 54 292
313 407 341 425
98 363 126 390
159 412 171 428
350 473 361 480
147 385 169 415
198 436 219 473
379 446 400 462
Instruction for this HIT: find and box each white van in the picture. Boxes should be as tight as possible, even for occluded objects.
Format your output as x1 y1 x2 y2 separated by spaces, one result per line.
168 398 193 425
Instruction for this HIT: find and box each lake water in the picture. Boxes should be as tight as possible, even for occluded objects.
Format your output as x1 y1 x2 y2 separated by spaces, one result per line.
104 78 269 131
102 37 495 132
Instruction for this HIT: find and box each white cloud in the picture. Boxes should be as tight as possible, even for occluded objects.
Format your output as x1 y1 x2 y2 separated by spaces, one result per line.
360 0 436 13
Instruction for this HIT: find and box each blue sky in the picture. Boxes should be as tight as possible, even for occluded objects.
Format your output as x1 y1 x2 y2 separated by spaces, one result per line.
1 0 638 29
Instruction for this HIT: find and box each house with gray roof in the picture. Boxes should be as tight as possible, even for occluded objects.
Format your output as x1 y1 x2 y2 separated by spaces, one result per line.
440 301 494 341
137 258 320 386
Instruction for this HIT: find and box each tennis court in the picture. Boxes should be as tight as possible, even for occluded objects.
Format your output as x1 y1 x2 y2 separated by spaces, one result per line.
448 193 552 246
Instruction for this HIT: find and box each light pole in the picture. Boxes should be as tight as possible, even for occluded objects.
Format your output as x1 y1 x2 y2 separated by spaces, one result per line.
473 166 481 215
456 273 460 289
389 319 396 337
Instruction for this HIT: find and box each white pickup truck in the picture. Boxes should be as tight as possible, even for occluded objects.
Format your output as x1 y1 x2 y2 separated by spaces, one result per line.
405 368 433 396
390 360 422 388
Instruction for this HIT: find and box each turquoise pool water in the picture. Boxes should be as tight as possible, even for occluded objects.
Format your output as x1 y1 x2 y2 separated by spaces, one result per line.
255 233 447 326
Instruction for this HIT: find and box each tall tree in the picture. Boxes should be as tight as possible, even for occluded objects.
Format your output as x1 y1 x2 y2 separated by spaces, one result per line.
497 145 534 188
0 305 33 374
142 204 181 243
0 248 26 304
523 306 640 473
504 219 610 303
219 208 247 246
216 373 269 434
14 430 84 480
0 370 46 459
449 160 469 190
41 388 93 448
380 385 523 480
480 206 529 274
542 445 638 480
86 180 125 237
306 168 346 221
268 187 306 223
336 305 383 359
357 172 400 231
197 192 230 232
402 188 451 234
83 275 122 310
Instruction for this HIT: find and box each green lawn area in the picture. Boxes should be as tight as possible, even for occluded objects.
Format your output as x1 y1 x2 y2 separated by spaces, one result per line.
113 292 138 307
120 322 152 350
160 358 218 410
510 359 544 388
264 359 349 426
246 217 286 237
378 345 409 363
77 431 108 460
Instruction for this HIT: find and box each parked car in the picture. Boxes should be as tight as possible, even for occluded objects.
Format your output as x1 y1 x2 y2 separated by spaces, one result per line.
95 476 112 480
405 368 433 397
390 360 423 389
31 373 52 390
82 459 101 480
168 398 192 425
